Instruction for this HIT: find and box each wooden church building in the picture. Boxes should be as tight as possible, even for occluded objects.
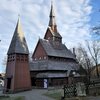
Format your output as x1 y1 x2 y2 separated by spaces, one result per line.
4 2 81 92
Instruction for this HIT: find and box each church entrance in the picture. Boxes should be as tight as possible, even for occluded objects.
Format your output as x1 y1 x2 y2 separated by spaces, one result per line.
44 79 48 88
7 78 11 90
31 77 36 86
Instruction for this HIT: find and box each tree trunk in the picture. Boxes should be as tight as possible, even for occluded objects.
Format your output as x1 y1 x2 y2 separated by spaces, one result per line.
96 63 99 78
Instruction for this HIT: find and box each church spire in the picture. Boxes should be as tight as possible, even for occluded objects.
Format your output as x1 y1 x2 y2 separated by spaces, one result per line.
7 17 29 55
44 1 62 43
49 1 57 32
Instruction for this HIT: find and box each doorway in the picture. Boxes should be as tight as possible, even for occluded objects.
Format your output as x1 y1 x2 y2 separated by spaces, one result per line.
31 77 36 86
7 78 11 89
44 79 48 88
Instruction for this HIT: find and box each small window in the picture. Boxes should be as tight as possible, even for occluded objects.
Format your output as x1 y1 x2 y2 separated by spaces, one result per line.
17 59 20 61
21 58 24 61
25 59 28 61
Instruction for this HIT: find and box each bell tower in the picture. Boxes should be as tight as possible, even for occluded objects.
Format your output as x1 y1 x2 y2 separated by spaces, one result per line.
4 18 31 93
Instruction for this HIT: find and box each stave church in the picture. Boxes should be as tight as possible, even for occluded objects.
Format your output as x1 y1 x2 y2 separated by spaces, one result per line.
4 2 83 93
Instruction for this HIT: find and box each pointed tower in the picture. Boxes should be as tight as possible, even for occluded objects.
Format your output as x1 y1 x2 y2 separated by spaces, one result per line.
44 1 62 44
4 18 31 93
49 1 57 32
31 1 80 88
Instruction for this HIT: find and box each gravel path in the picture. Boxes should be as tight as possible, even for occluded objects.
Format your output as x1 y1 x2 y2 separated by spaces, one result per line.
9 89 55 100
1 88 100 100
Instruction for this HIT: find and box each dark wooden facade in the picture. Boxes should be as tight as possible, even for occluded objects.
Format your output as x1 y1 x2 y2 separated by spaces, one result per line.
4 19 31 93
30 3 82 88
5 2 83 91
29 3 82 88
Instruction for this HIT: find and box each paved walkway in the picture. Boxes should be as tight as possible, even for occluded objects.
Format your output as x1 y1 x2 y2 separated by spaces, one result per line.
1 88 100 100
66 96 100 100
9 89 55 100
85 96 100 100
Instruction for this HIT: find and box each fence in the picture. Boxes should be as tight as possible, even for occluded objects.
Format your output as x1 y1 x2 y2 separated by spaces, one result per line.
63 79 100 99
87 79 100 95
64 84 77 98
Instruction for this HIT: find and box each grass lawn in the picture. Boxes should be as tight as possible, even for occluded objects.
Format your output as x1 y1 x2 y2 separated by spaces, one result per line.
0 96 25 100
44 89 63 100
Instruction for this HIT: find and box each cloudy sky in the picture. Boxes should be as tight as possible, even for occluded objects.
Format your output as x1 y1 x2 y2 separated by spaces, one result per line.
0 0 100 72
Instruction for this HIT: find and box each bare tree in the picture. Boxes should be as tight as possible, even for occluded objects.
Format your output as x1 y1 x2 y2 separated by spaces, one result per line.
90 10 100 77
75 44 93 94
86 41 100 78
75 44 92 82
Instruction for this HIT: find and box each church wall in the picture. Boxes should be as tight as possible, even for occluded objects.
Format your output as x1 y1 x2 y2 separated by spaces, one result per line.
44 29 53 40
14 54 31 91
31 77 68 88
35 79 44 87
49 78 68 87
6 54 16 76
4 54 16 92
32 42 47 60
4 54 31 93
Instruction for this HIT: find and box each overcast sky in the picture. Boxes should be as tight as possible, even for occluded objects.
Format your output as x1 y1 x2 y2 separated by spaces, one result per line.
0 0 100 72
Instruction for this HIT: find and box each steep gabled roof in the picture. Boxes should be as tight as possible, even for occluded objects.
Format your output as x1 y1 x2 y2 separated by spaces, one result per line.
7 18 29 55
39 39 76 59
32 39 47 58
44 27 62 39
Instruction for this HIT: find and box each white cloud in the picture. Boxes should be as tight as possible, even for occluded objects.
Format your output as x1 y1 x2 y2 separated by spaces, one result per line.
55 0 92 48
0 0 92 72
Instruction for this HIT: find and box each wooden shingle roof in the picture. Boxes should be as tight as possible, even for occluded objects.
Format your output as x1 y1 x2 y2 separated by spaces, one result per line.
30 60 79 71
36 72 67 78
7 18 29 55
39 39 76 59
